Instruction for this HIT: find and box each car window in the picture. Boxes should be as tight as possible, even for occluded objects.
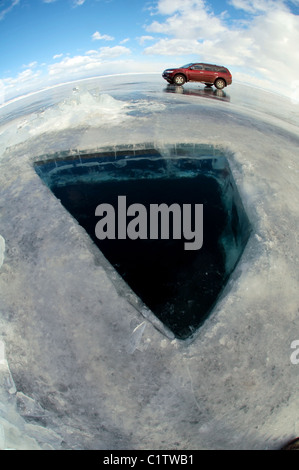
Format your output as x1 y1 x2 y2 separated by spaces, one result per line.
190 65 203 70
203 66 216 71
180 63 193 69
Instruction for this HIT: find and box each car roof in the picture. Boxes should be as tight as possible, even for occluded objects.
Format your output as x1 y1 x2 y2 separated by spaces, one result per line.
193 62 225 68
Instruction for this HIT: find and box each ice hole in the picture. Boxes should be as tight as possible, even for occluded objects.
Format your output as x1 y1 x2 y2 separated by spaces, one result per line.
34 145 251 339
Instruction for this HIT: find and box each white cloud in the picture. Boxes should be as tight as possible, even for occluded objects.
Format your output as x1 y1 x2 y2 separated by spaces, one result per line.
98 46 131 59
1 43 141 101
0 0 20 21
147 0 226 40
92 31 114 41
1 67 42 99
48 47 132 80
153 0 203 15
45 0 86 5
144 38 203 56
138 35 155 45
85 50 98 55
53 53 64 60
6 68 41 83
22 61 38 69
228 0 286 13
72 0 86 5
120 38 130 44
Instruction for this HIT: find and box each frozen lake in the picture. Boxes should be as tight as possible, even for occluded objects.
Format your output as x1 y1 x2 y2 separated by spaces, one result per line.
0 74 298 449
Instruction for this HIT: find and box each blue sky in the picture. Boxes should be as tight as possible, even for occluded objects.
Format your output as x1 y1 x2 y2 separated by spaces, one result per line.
0 0 299 101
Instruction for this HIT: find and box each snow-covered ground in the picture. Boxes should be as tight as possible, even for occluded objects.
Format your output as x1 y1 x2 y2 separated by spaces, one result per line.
0 74 298 449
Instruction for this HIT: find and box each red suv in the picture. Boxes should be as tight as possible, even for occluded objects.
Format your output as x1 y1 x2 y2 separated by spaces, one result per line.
162 63 232 89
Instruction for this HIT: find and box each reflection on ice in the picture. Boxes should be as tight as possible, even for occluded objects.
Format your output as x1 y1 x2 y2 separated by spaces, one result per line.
164 84 230 102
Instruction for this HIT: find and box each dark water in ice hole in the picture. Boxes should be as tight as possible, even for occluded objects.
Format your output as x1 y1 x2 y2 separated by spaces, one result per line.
51 174 229 339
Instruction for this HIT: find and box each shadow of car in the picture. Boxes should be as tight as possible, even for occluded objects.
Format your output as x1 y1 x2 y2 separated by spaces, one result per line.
164 84 230 102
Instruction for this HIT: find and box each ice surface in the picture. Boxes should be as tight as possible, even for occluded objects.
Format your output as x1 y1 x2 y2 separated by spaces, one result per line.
0 236 4 270
0 75 298 449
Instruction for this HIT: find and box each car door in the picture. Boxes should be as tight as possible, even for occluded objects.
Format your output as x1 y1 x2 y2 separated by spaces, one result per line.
201 66 216 84
187 64 205 82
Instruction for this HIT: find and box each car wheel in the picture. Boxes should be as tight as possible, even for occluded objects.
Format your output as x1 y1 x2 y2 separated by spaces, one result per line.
173 74 186 86
215 78 226 90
